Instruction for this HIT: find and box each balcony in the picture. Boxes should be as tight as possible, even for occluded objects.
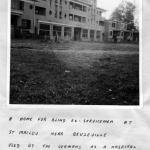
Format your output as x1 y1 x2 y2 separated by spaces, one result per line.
11 0 24 15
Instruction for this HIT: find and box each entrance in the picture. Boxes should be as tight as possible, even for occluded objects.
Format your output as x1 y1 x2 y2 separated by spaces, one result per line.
74 28 81 41
11 15 20 38
90 30 94 41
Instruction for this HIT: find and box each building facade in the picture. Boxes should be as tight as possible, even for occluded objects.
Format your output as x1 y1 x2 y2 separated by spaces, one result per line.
11 0 106 41
105 20 139 42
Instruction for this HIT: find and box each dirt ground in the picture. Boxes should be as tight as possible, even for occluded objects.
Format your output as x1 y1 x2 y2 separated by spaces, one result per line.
10 40 139 105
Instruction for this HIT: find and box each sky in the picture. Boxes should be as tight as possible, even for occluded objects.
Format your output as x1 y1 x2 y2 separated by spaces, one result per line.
97 0 140 19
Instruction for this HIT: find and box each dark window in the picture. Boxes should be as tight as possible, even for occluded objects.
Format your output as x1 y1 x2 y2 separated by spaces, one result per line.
19 1 24 10
50 0 52 7
40 24 50 30
53 25 61 36
83 6 87 12
64 14 67 18
39 23 50 36
35 6 46 16
64 27 71 37
60 0 62 5
69 2 73 9
112 23 116 28
30 5 33 9
49 10 52 15
90 30 94 39
99 11 102 16
74 3 82 11
82 17 86 23
96 31 101 39
69 14 73 20
74 15 81 22
99 21 104 26
22 19 31 29
59 11 62 19
82 29 88 38
55 4 58 18
110 31 113 36
55 11 57 18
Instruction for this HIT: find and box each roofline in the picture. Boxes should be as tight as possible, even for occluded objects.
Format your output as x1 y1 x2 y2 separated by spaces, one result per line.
96 7 107 12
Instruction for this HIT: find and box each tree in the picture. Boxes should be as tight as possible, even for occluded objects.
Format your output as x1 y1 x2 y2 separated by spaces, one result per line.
110 1 136 29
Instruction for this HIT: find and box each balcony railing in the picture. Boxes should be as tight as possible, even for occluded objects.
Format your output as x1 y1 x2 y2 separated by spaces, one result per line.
11 0 24 15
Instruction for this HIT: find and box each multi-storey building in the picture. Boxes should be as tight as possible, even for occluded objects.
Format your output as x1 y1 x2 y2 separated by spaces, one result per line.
105 20 139 42
11 0 106 41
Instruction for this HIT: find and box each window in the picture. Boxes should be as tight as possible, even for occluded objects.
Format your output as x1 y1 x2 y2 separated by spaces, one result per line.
39 23 50 36
112 23 116 28
90 30 94 39
99 21 104 26
83 6 87 12
64 27 71 38
53 25 61 37
82 29 88 38
40 24 50 30
60 5 62 11
64 14 67 19
59 11 62 19
19 1 24 10
82 17 86 23
69 2 74 9
110 31 113 36
30 5 33 9
55 11 58 18
74 15 81 22
99 11 102 16
55 5 58 18
69 14 73 20
35 6 46 16
74 3 82 11
49 10 52 15
60 0 62 5
96 31 101 39
124 24 127 30
50 0 52 7
22 19 31 29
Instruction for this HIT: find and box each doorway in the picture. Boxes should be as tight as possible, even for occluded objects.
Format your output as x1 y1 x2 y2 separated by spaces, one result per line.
74 28 81 41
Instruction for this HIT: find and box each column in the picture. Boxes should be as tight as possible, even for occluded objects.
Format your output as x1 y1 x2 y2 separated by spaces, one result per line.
71 27 74 40
81 28 83 41
122 31 124 41
100 31 103 42
94 30 97 41
50 24 53 40
88 29 90 41
61 26 64 40
37 21 40 35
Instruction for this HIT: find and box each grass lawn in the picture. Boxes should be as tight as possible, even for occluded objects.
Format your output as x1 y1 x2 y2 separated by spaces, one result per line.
10 40 139 105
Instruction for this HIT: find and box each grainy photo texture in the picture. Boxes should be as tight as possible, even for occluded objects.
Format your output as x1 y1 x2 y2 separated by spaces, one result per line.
10 0 140 105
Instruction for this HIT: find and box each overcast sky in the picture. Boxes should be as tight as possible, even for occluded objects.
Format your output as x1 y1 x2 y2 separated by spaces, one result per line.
97 0 140 19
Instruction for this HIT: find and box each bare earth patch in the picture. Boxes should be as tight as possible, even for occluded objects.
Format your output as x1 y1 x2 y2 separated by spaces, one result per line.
10 40 139 105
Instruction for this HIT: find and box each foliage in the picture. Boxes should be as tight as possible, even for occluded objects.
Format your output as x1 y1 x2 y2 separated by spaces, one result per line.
110 1 136 29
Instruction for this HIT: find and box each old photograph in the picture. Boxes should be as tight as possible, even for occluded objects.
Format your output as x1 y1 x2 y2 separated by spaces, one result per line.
10 0 140 105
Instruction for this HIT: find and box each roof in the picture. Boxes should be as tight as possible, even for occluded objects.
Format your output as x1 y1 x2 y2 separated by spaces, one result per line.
96 7 107 12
